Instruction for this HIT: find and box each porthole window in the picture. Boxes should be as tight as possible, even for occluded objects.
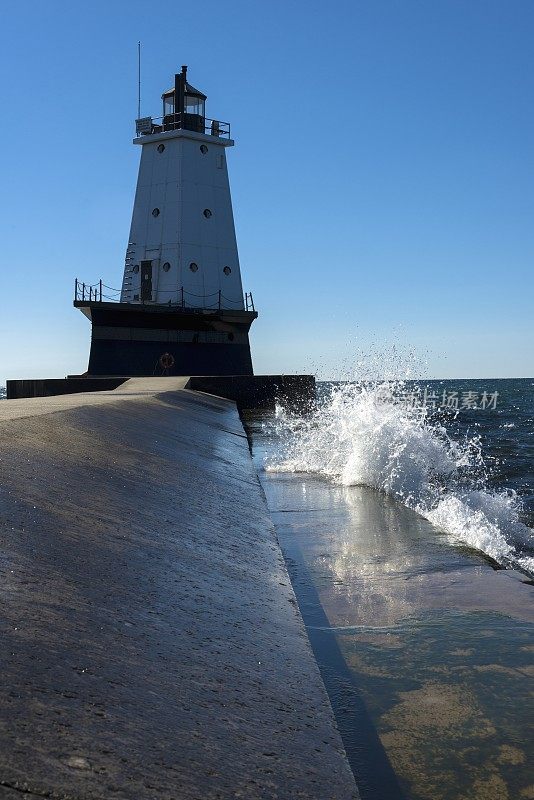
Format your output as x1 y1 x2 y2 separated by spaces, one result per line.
152 208 160 217
200 144 208 154
157 144 165 153
162 262 171 272
223 266 232 276
132 264 139 273
189 262 199 272
203 209 212 218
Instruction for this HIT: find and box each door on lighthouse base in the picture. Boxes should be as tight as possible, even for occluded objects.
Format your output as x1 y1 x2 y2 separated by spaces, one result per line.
140 261 153 303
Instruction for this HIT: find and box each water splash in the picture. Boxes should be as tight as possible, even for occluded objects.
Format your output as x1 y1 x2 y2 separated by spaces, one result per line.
265 382 534 574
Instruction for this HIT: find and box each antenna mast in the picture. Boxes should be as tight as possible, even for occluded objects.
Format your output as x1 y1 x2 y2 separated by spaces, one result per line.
137 41 141 119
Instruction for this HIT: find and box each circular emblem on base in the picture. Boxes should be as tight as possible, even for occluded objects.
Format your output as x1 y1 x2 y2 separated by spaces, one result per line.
159 352 175 370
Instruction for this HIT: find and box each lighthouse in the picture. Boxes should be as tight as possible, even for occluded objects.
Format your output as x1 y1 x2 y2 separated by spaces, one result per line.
74 66 257 376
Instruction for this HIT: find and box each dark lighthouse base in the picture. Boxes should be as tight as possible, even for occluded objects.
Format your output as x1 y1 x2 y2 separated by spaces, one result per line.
7 301 316 410
75 301 257 377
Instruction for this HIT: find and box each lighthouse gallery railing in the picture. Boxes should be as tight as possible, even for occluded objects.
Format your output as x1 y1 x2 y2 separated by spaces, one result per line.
135 114 231 139
74 279 255 312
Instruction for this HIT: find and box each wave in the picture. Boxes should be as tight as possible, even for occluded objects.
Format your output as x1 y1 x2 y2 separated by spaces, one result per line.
265 382 534 574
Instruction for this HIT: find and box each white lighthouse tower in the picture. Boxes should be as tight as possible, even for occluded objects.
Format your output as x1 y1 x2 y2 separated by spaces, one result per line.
122 66 246 311
75 66 257 376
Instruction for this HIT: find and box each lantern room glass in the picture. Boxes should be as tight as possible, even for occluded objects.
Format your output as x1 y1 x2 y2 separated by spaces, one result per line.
185 94 205 117
163 94 174 116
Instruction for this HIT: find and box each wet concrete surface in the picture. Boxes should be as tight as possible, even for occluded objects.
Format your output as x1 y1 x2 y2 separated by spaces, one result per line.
0 380 358 799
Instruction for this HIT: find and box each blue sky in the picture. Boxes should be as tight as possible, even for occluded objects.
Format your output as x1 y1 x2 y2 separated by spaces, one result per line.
1 0 533 380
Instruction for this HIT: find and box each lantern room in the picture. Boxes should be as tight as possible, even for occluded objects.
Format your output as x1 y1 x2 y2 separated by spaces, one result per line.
162 65 207 133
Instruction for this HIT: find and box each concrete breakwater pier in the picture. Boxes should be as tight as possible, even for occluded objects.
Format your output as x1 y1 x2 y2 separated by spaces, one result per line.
5 375 316 411
0 379 358 799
